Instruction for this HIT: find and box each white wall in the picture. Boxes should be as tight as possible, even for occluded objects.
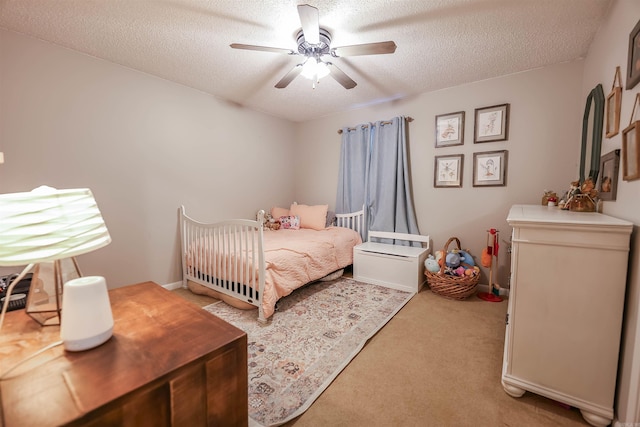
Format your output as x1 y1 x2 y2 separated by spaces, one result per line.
582 1 640 424
295 60 584 288
0 29 297 287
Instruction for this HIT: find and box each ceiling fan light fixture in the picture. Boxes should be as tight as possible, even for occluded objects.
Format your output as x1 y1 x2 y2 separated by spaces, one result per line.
301 58 330 81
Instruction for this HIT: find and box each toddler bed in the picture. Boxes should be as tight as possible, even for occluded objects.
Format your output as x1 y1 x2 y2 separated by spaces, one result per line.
180 204 363 322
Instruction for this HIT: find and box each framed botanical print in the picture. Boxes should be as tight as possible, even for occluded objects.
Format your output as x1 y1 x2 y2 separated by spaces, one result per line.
606 66 622 138
434 154 464 188
472 150 508 187
435 111 465 147
474 104 510 143
622 121 640 181
626 18 640 90
598 150 620 201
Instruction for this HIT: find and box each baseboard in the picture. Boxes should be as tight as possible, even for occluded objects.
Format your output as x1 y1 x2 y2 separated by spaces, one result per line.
163 281 183 291
477 284 510 297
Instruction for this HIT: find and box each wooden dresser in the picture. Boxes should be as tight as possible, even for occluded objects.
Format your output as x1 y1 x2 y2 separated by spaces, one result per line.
0 281 248 427
502 205 632 427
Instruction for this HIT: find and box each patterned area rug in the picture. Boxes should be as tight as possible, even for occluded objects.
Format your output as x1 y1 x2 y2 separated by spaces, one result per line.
203 277 413 427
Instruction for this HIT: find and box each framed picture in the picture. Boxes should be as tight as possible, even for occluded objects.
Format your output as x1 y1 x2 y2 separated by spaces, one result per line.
606 67 622 138
474 104 510 143
626 18 640 90
598 150 620 201
472 150 508 187
434 154 464 188
435 111 465 147
622 121 640 181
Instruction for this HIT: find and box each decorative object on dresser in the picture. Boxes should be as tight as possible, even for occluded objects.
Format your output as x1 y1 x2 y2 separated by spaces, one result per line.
472 150 508 187
503 205 633 427
424 237 480 300
622 93 640 181
353 230 430 294
0 186 111 331
434 154 464 188
435 111 465 147
626 18 640 90
204 276 411 427
0 282 248 427
474 103 510 143
606 66 622 138
598 149 621 201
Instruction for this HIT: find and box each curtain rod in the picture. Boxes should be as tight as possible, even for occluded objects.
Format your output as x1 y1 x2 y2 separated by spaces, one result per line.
337 117 414 134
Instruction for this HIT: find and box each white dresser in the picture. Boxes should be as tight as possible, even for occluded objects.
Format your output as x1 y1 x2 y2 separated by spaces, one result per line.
502 205 632 427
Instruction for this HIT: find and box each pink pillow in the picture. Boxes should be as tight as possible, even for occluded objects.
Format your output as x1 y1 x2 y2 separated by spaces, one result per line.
279 215 300 230
271 206 290 219
289 203 328 231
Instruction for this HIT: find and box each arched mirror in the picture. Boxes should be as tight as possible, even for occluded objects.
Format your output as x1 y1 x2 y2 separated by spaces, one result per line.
579 84 605 183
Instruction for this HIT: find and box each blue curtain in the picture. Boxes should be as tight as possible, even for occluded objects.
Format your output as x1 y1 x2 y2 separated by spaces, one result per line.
336 123 370 215
336 116 420 245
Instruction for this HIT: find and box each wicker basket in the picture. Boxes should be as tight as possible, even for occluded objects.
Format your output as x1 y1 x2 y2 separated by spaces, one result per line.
425 237 479 300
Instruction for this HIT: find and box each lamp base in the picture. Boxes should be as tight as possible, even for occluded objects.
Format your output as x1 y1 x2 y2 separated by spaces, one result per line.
26 258 81 326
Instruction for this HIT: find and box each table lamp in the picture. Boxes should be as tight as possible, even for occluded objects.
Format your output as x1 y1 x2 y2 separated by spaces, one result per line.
0 186 112 350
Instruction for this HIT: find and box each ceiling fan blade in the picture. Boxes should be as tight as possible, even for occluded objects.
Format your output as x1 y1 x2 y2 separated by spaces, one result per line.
326 62 357 89
230 43 295 55
297 4 320 45
331 41 397 57
275 64 303 88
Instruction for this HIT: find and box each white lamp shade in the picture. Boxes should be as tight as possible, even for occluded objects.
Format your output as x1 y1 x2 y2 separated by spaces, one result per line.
301 58 330 80
61 276 113 351
0 186 111 266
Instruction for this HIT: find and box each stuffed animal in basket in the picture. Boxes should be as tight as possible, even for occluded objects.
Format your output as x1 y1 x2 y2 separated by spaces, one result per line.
458 249 475 267
424 255 440 273
445 251 462 268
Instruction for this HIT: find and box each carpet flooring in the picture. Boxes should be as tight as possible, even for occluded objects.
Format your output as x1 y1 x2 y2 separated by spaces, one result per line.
202 278 413 426
173 279 589 426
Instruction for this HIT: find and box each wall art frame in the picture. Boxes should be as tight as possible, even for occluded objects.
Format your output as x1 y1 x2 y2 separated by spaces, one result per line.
626 18 640 90
598 149 620 201
435 111 465 147
474 103 510 143
434 154 464 188
606 66 622 138
622 121 640 181
472 150 508 187
622 93 640 181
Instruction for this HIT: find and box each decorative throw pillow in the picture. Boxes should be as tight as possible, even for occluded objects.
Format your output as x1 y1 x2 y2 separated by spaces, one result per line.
279 215 300 230
289 203 328 230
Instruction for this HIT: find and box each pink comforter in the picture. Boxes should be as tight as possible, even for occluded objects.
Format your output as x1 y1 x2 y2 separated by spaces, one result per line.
261 227 361 317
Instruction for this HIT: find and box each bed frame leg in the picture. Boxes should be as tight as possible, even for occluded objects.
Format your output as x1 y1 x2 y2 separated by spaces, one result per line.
257 306 268 324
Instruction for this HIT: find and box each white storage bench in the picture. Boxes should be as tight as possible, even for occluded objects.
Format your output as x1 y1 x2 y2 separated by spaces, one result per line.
353 231 430 294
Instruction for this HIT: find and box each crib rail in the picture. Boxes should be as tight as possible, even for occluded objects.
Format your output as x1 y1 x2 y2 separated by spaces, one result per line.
336 206 364 237
180 206 266 322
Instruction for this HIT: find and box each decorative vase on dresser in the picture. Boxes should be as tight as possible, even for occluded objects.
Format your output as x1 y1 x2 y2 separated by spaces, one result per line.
502 205 633 427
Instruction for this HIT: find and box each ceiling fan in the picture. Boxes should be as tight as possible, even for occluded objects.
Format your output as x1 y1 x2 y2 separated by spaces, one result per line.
230 4 396 90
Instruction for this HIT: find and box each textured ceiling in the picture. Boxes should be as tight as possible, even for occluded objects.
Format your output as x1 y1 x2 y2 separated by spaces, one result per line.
0 0 611 122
